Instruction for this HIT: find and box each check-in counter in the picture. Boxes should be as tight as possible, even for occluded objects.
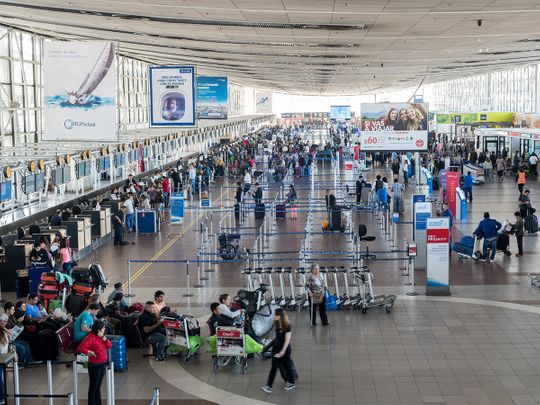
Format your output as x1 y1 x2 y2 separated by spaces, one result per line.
82 207 112 238
0 241 34 292
61 217 92 252
136 210 159 234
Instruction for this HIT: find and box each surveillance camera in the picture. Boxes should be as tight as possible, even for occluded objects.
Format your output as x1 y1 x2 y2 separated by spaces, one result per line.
477 19 482 26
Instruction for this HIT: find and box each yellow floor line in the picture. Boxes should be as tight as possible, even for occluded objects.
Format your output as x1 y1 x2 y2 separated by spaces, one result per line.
128 188 228 285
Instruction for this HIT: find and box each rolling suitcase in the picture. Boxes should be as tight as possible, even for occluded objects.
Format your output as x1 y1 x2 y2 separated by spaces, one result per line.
65 294 87 317
107 335 127 371
255 203 266 220
276 204 286 219
72 281 93 297
71 267 93 284
89 263 108 288
32 329 59 361
525 214 539 233
40 272 57 286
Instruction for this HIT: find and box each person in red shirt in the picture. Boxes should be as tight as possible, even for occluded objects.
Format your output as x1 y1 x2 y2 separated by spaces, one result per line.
161 176 171 207
77 320 112 405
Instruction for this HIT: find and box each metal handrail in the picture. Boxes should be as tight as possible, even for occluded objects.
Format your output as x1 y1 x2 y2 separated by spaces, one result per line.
150 387 160 405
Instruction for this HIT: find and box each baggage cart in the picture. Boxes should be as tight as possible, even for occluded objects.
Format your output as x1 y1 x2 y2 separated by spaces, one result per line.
213 325 248 374
163 315 203 364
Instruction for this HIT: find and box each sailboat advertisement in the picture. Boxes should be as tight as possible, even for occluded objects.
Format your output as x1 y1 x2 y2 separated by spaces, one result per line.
43 41 117 141
255 90 272 114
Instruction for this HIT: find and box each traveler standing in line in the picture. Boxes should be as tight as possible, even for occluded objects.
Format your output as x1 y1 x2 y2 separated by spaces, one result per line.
253 182 263 205
123 193 135 232
58 237 73 275
260 308 296 393
496 155 506 181
519 189 532 218
306 263 329 327
77 320 112 405
391 178 405 214
188 163 197 194
402 160 409 184
511 211 524 257
529 152 538 177
356 175 367 203
463 171 473 203
473 212 502 262
0 322 9 404
516 168 526 196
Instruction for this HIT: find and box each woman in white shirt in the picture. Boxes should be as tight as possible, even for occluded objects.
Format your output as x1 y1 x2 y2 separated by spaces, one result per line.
218 294 244 320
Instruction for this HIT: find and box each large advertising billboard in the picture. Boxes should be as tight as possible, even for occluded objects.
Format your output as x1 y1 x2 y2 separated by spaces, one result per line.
255 90 273 114
149 66 195 127
330 105 351 120
196 76 228 120
360 103 428 151
43 41 117 141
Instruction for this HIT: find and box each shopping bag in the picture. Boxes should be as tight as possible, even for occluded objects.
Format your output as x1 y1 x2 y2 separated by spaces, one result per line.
76 354 88 374
325 290 337 311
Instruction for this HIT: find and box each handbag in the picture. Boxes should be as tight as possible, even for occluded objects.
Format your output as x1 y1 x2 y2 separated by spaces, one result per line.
311 290 324 304
76 353 89 374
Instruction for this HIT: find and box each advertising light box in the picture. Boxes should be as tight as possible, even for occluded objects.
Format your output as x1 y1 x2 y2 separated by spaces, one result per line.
360 103 428 151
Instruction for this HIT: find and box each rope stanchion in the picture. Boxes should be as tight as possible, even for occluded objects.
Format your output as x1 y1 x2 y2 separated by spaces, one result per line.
183 261 194 297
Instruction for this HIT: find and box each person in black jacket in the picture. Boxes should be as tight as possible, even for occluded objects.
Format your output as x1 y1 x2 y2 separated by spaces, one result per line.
235 182 243 205
208 302 234 335
253 183 263 204
356 175 366 203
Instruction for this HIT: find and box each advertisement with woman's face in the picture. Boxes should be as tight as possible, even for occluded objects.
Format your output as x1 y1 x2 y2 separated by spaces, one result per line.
360 102 429 151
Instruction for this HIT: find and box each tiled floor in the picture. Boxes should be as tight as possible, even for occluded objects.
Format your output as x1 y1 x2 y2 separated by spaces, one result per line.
10 136 540 404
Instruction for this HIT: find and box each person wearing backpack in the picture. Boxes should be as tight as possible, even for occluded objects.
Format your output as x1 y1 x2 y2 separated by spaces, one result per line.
510 211 524 257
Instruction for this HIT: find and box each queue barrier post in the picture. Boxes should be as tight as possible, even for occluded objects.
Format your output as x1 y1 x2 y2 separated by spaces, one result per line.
47 360 53 405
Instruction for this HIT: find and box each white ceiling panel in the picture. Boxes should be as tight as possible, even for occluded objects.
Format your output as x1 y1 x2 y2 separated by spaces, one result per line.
0 0 539 94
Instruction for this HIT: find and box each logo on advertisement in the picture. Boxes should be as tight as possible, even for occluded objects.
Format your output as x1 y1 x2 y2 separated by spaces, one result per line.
64 119 96 130
416 139 424 147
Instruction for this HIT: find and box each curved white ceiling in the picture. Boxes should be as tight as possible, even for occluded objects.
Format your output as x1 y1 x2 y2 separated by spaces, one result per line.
1 0 540 95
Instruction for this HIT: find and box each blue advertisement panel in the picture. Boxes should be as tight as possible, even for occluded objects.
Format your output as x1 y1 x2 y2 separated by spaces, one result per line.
330 105 351 120
149 66 195 127
171 192 184 224
196 76 228 120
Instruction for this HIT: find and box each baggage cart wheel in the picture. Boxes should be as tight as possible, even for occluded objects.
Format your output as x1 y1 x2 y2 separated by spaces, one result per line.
213 358 218 373
385 306 392 313
361 308 368 314
242 358 248 374
234 356 241 365
183 355 191 364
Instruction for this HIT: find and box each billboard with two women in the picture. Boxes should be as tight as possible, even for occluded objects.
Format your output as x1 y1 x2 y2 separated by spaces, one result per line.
360 103 428 151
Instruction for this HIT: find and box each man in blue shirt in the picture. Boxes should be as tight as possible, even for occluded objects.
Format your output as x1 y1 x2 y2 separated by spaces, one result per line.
463 171 473 203
474 212 502 262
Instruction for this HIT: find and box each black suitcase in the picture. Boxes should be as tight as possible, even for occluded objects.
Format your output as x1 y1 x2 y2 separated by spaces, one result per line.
65 294 87 317
330 208 343 231
276 204 286 219
33 329 59 361
71 267 92 284
255 203 266 219
89 263 108 288
525 214 539 233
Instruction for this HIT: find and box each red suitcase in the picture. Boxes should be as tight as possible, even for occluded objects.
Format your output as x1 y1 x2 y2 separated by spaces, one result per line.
72 282 93 296
40 272 57 286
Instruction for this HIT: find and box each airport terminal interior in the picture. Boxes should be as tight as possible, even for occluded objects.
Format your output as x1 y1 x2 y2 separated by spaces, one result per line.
2 1 540 404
